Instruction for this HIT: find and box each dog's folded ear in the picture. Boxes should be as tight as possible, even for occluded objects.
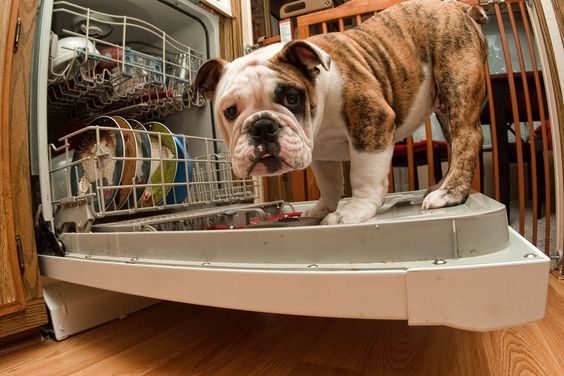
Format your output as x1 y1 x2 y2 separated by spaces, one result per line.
275 40 331 77
194 59 228 101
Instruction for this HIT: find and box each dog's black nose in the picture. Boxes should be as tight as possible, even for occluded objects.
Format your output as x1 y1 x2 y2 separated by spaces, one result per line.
248 119 280 143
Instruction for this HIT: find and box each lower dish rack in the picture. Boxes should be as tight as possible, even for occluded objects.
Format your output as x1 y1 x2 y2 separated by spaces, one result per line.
49 116 259 232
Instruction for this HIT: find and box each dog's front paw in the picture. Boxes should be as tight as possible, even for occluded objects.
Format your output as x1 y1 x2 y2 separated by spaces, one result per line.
422 189 465 209
301 204 334 220
321 210 368 225
320 211 343 225
320 203 376 225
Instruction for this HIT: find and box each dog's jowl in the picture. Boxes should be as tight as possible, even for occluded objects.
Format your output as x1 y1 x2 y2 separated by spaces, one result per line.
195 0 488 225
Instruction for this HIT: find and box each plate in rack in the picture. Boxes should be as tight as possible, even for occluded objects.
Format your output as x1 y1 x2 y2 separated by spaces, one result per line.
112 116 138 209
165 135 192 205
141 122 177 207
70 116 125 212
126 119 152 208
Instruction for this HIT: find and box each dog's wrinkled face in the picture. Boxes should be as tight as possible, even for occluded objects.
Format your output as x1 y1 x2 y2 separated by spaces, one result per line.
195 41 330 178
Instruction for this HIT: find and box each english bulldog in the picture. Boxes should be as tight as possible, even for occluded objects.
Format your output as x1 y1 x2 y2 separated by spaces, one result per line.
195 0 488 224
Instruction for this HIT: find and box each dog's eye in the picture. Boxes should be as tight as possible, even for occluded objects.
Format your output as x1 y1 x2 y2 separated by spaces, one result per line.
283 91 301 108
224 105 238 120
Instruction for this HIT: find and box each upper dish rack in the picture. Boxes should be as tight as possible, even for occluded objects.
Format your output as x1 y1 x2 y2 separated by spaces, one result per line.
49 120 259 233
48 1 206 120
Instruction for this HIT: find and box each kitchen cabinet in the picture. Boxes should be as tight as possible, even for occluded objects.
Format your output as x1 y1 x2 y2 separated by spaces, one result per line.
0 0 48 339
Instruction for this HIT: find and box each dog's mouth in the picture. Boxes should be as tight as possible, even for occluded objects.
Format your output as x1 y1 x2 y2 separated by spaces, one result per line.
259 152 277 162
247 145 292 176
234 116 308 177
251 151 283 173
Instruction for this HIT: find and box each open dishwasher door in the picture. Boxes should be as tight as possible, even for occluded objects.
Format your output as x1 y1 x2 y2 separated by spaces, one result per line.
39 191 551 332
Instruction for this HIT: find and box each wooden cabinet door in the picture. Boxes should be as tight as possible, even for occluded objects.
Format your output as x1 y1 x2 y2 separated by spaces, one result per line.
0 0 47 338
0 0 26 318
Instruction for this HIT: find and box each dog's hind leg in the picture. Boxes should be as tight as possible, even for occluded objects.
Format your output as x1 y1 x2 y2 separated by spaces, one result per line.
423 109 449 197
422 54 485 209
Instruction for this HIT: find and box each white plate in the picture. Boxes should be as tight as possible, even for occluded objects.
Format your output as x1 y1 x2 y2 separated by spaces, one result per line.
51 36 98 73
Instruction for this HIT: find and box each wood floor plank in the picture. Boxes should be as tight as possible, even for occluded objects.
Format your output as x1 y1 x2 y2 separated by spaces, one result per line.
247 315 331 361
199 350 299 376
142 312 327 376
355 321 436 375
302 318 379 370
0 278 562 376
486 324 564 376
540 277 564 361
0 303 204 376
72 307 251 376
287 362 360 376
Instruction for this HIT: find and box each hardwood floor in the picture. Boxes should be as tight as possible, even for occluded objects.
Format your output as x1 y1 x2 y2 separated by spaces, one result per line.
1 277 563 375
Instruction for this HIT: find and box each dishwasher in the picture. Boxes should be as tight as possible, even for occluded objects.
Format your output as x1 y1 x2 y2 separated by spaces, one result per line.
31 0 550 340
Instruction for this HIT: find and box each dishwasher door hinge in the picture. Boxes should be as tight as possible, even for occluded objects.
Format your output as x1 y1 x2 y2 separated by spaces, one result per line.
13 18 21 53
35 205 66 256
15 234 25 273
550 250 564 279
